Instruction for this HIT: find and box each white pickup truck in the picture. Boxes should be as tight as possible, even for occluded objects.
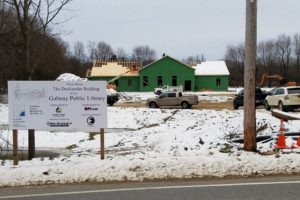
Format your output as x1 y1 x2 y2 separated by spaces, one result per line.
154 85 183 95
147 91 199 109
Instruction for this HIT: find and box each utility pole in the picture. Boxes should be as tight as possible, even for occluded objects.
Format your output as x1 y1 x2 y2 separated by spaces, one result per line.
244 0 257 151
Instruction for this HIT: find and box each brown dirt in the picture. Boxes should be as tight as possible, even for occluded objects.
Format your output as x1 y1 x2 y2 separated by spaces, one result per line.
113 100 235 110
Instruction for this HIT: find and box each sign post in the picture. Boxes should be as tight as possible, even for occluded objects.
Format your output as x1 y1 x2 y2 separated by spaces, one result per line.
28 129 35 160
13 129 18 165
100 128 104 160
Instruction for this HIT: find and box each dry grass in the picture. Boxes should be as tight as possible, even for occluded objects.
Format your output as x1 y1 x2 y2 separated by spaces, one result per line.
114 100 235 110
193 101 234 110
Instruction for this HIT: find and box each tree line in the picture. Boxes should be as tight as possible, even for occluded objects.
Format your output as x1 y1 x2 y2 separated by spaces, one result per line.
0 0 160 92
0 1 207 93
225 33 300 86
3 1 299 92
0 0 157 91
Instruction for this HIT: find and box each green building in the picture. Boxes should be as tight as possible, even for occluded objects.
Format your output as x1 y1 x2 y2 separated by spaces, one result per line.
139 56 195 92
194 61 230 91
87 56 230 92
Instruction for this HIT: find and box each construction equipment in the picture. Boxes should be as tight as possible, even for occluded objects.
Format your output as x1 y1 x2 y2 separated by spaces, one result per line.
260 73 296 87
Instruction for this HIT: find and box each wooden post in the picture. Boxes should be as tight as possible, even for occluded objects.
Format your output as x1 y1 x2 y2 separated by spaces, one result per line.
13 129 18 165
244 0 257 151
28 129 35 160
100 128 104 160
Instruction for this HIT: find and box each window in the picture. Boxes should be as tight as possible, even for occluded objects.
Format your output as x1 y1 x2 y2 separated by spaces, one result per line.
288 87 300 94
160 93 167 98
157 76 163 86
128 79 132 87
216 78 221 86
275 88 284 95
279 89 284 95
143 76 148 87
168 93 176 97
239 90 244 96
172 76 177 86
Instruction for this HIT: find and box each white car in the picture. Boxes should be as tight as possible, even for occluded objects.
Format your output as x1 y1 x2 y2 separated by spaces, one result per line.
264 86 300 111
154 85 183 95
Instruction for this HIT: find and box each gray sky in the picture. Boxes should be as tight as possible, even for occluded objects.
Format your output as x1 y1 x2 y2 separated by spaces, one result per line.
61 0 300 61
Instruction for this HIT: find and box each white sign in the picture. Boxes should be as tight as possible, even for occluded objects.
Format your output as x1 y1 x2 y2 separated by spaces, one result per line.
8 81 107 131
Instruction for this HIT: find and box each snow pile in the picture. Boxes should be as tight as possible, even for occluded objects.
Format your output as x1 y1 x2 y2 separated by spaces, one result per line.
107 89 118 95
56 73 87 81
1 106 300 187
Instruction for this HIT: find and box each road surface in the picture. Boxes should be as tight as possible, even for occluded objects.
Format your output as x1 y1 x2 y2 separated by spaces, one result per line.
1 176 300 200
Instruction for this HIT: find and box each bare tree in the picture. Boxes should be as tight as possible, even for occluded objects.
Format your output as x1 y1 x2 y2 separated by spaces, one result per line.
257 39 279 75
87 41 114 61
96 41 114 61
131 45 156 65
87 41 97 62
182 54 206 65
0 1 16 36
225 43 245 86
116 47 129 61
72 41 86 62
9 0 73 80
7 0 73 161
276 34 292 78
199 54 206 62
0 2 21 81
294 33 300 83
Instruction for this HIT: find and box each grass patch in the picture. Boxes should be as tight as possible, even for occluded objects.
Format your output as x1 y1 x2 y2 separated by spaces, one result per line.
88 132 99 141
66 144 78 149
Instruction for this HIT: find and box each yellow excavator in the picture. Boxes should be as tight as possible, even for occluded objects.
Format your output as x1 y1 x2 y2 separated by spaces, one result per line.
260 73 296 87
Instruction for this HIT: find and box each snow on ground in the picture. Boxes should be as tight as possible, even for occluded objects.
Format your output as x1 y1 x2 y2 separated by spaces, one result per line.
0 75 298 186
1 100 300 187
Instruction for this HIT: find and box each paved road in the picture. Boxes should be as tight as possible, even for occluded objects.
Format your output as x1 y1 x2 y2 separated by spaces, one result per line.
1 176 300 200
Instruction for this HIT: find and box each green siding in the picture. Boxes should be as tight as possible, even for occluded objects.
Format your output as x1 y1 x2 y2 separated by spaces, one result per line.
116 77 140 91
195 75 229 91
139 56 195 92
88 76 139 92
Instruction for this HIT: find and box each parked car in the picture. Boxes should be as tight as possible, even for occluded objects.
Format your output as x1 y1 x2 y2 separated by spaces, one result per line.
233 88 268 110
264 86 300 111
154 85 183 95
147 91 198 109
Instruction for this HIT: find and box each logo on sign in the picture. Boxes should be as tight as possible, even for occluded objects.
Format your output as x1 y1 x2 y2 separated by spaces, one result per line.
84 107 98 111
87 116 95 125
56 107 62 113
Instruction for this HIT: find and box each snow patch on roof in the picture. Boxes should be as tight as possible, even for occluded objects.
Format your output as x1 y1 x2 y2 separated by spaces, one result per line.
194 61 230 76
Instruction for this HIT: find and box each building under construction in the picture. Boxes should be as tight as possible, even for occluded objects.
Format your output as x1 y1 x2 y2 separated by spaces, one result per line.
86 55 230 92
